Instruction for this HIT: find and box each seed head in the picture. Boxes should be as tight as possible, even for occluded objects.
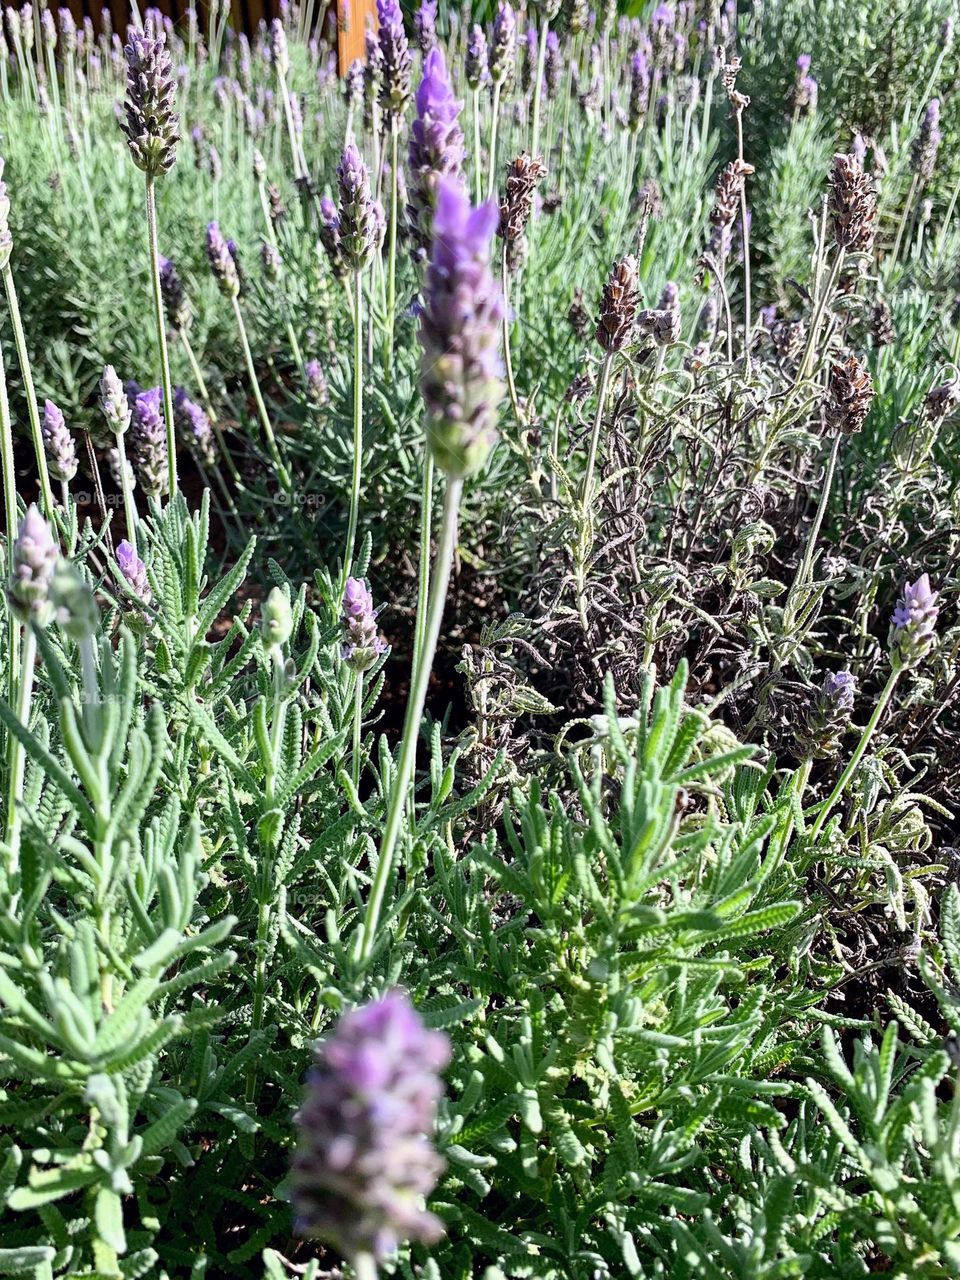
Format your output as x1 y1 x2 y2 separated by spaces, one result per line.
828 152 876 252
597 255 639 353
824 356 873 434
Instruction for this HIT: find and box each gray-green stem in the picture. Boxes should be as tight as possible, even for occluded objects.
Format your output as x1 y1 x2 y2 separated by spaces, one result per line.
145 174 179 502
809 666 901 844
355 474 464 964
5 623 37 882
230 295 291 490
343 269 364 588
2 263 55 517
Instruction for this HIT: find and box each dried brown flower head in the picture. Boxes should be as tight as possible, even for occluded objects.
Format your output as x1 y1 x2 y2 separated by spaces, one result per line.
828 153 876 252
568 287 591 338
824 355 874 433
498 152 548 243
924 376 960 421
597 255 640 352
710 159 754 229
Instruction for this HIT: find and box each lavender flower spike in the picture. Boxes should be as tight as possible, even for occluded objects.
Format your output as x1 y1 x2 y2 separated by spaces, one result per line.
292 990 450 1262
377 0 412 124
116 539 152 606
911 99 941 184
889 573 939 669
337 143 378 272
466 24 488 91
489 2 516 86
408 46 465 252
419 178 505 477
10 503 57 620
42 399 78 483
120 29 179 176
173 387 215 466
130 386 170 499
100 364 131 435
414 0 437 55
158 255 189 330
206 220 240 297
341 577 388 671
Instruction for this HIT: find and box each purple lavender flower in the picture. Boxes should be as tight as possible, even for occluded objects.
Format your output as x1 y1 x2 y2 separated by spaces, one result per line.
911 99 941 183
414 0 437 55
119 29 179 176
800 669 857 757
521 25 538 94
822 669 857 711
158 254 189 330
206 220 240 297
793 55 818 114
337 143 378 272
544 31 561 99
9 503 57 619
466 23 488 91
116 539 152 606
377 0 412 123
42 399 77 484
291 990 450 1261
173 387 215 466
100 364 131 436
340 577 387 670
419 178 504 477
305 358 328 405
889 573 939 669
319 195 347 280
130 386 169 499
408 47 465 253
489 2 516 86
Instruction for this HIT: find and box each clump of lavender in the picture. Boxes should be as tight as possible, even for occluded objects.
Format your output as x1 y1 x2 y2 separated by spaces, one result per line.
824 356 874 434
489 2 516 86
377 0 412 124
828 152 876 252
158 255 189 331
800 670 857 758
465 24 488 90
341 577 387 671
792 54 817 115
597 256 640 352
408 47 465 253
173 387 215 465
41 399 77 484
206 220 240 297
130 386 169 499
419 178 505 477
116 539 152 606
291 990 450 1264
414 0 437 55
911 99 941 184
337 143 379 273
119 30 179 176
889 574 939 669
9 504 57 620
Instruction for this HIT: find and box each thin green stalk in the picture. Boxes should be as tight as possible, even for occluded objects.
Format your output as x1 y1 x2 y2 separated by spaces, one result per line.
355 474 464 965
385 122 400 371
343 269 364 587
580 351 615 509
351 674 364 789
735 107 752 371
891 172 918 264
501 245 524 427
144 174 178 502
796 246 845 386
230 295 292 490
412 450 435 671
472 88 482 205
791 431 841 598
809 667 901 844
179 329 243 487
5 623 37 881
530 20 548 161
114 431 138 554
487 81 502 203
2 264 55 517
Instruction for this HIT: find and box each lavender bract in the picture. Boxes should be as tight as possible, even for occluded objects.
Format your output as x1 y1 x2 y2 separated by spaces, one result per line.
291 990 450 1262
419 178 505 477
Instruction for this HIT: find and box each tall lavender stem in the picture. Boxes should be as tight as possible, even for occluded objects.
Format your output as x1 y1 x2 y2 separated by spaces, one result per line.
145 175 179 499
